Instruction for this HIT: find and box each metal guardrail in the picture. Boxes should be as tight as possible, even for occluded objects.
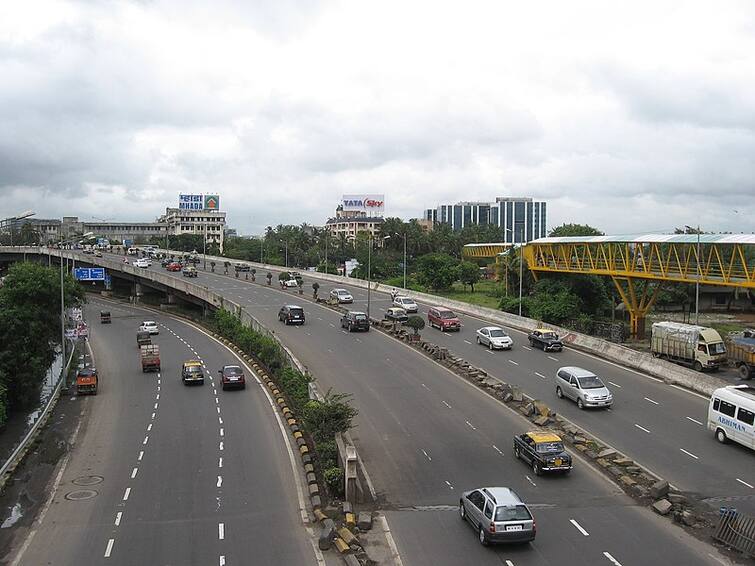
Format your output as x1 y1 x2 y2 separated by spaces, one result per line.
714 509 755 558
0 340 76 479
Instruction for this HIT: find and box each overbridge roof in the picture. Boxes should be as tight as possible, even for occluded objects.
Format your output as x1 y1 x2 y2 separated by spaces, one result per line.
531 234 755 245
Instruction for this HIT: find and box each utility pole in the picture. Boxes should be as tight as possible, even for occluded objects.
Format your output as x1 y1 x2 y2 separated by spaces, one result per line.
285 240 289 268
695 225 701 325
203 224 207 271
324 231 329 274
60 250 65 387
367 235 372 320
403 232 407 290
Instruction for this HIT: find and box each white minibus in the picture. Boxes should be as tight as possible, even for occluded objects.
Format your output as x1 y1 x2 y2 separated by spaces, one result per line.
707 385 755 450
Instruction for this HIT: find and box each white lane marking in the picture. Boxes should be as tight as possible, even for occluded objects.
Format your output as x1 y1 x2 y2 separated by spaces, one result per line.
131 467 138 479
570 519 589 536
123 488 131 501
736 478 754 489
219 441 224 450
215 398 219 404
445 480 454 490
421 449 432 461
147 423 152 432
535 372 546 379
217 407 221 414
685 416 703 425
220 557 226 566
218 523 225 540
508 359 519 365
463 340 472 345
525 475 537 487
329 323 335 328
104 538 115 558
608 381 622 388
484 350 495 355
421 383 430 390
217 475 223 488
218 416 223 425
548 356 558 361
465 420 477 431
603 551 622 566
634 424 651 434
505 561 514 566
442 401 452 409
156 394 160 400
151 412 156 419
153 402 158 409
644 396 660 405
220 428 224 437
114 512 122 526
522 346 532 351
138 451 144 461
679 448 699 460
143 436 149 445
219 457 223 468
492 445 503 456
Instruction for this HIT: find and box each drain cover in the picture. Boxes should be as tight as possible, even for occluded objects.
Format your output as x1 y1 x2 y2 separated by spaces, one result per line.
65 489 98 501
72 475 103 486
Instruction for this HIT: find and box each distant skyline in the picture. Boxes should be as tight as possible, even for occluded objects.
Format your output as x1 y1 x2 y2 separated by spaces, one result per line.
1 1 754 235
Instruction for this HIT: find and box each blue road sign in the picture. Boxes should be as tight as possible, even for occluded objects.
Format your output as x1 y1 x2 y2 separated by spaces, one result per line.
73 267 106 281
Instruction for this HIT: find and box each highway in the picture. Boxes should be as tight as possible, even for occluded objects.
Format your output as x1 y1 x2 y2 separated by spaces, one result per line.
11 299 319 566
92 252 731 565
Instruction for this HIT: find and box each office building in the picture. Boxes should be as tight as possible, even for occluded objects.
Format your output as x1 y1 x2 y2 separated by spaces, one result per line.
325 194 386 243
424 197 547 243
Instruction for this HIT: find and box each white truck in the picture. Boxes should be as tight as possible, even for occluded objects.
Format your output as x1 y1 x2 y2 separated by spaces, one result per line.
651 321 727 372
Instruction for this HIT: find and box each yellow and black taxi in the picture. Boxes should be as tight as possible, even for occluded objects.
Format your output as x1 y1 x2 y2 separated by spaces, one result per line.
513 431 572 476
181 360 205 385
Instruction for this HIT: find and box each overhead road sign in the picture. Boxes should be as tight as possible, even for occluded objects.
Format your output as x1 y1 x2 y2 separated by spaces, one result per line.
73 267 105 281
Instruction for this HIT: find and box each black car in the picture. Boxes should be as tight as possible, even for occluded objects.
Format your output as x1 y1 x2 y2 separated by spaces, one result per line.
160 258 172 267
341 311 370 332
384 307 408 323
279 305 305 325
234 263 251 272
513 431 572 476
528 328 563 352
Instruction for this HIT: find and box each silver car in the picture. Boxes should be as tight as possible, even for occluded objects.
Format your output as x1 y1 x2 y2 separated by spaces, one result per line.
459 487 536 545
330 288 353 304
476 326 513 350
555 366 613 409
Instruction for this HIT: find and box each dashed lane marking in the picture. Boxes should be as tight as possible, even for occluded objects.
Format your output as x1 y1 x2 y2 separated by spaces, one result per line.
548 356 558 361
608 381 622 388
131 468 138 479
114 512 122 526
143 436 149 445
219 441 224 451
508 360 519 365
138 451 144 461
219 457 223 468
634 424 651 434
736 478 754 489
465 420 477 431
104 539 115 558
492 445 503 456
218 523 225 540
603 552 622 566
570 519 589 536
679 448 699 460
442 401 452 409
535 372 546 379
685 416 703 425
421 449 432 462
445 480 454 490
217 476 223 488
122 488 131 501
644 397 659 405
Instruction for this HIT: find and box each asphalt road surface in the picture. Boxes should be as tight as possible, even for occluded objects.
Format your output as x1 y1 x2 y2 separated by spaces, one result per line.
90 254 736 566
11 298 319 566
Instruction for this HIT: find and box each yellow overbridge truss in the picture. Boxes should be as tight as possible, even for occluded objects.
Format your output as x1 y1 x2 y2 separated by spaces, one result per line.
522 235 755 337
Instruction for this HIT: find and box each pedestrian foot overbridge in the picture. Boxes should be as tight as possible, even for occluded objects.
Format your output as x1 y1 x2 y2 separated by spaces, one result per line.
523 234 755 337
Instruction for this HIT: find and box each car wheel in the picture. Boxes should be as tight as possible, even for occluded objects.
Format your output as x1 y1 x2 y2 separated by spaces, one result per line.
533 460 542 476
488 341 494 350
577 398 584 410
476 337 480 344
514 445 520 459
693 361 703 372
556 386 563 399
529 338 534 347
478 527 488 546
459 501 466 521
716 428 728 444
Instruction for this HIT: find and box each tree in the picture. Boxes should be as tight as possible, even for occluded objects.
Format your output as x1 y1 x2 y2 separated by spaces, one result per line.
416 253 459 290
302 390 358 443
458 261 481 292
405 315 425 337
548 224 604 237
0 263 85 416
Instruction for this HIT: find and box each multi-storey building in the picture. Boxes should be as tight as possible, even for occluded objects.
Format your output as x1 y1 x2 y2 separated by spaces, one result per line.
159 208 227 252
424 197 547 243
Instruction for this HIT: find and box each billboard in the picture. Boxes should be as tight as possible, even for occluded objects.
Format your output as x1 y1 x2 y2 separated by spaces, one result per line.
204 194 220 210
342 194 385 215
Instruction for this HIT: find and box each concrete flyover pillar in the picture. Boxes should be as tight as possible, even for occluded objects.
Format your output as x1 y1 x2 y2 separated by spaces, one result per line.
166 292 176 304
134 282 143 303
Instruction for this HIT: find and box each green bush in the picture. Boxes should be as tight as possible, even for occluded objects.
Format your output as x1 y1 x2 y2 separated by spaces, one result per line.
316 439 338 468
406 315 425 335
324 467 344 497
303 390 359 443
278 367 311 412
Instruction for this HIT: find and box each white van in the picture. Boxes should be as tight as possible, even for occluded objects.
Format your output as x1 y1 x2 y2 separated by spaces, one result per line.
707 385 755 450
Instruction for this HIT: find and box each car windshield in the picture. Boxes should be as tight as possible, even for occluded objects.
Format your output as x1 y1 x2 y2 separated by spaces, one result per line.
542 332 557 340
439 311 456 319
354 314 367 320
709 342 726 355
399 298 412 304
185 366 201 373
489 329 506 338
338 290 349 296
578 376 604 389
536 441 565 454
290 309 303 315
495 505 532 522
224 366 242 375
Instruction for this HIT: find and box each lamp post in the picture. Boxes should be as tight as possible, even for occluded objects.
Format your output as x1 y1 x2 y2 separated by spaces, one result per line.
324 230 329 275
503 228 524 316
3 210 35 247
285 240 289 269
203 224 207 271
394 231 407 289
367 234 390 321
686 225 701 325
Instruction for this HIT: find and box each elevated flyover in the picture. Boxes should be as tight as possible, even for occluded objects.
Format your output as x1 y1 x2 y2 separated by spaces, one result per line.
523 234 755 337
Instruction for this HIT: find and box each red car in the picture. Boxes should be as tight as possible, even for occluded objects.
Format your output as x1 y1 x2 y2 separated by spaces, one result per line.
219 365 246 390
428 306 462 332
167 262 182 272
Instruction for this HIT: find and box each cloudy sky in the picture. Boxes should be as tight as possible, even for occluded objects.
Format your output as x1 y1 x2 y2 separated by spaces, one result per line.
1 0 753 235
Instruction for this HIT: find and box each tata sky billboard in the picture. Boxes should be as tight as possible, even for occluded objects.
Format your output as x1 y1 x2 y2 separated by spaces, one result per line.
179 194 221 211
341 194 385 216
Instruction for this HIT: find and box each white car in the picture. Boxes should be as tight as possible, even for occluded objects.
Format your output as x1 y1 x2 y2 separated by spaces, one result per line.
476 326 514 350
284 279 299 288
330 288 353 304
133 258 149 268
393 296 418 313
139 321 159 335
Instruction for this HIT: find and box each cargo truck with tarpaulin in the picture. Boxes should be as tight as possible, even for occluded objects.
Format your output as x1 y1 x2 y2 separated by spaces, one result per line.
140 345 160 373
651 321 727 372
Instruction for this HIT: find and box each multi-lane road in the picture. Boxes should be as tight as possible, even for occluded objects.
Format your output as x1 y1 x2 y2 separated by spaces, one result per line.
78 250 743 566
8 299 321 565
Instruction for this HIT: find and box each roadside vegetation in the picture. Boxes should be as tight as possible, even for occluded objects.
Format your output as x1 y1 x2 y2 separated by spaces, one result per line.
0 263 84 427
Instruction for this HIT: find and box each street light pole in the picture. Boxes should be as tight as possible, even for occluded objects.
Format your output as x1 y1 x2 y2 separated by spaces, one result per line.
324 231 329 274
695 226 701 325
285 240 289 268
367 235 372 320
203 224 207 271
403 232 407 289
60 249 65 384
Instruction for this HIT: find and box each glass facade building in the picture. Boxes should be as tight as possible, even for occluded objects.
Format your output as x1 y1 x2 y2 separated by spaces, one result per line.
424 197 547 243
